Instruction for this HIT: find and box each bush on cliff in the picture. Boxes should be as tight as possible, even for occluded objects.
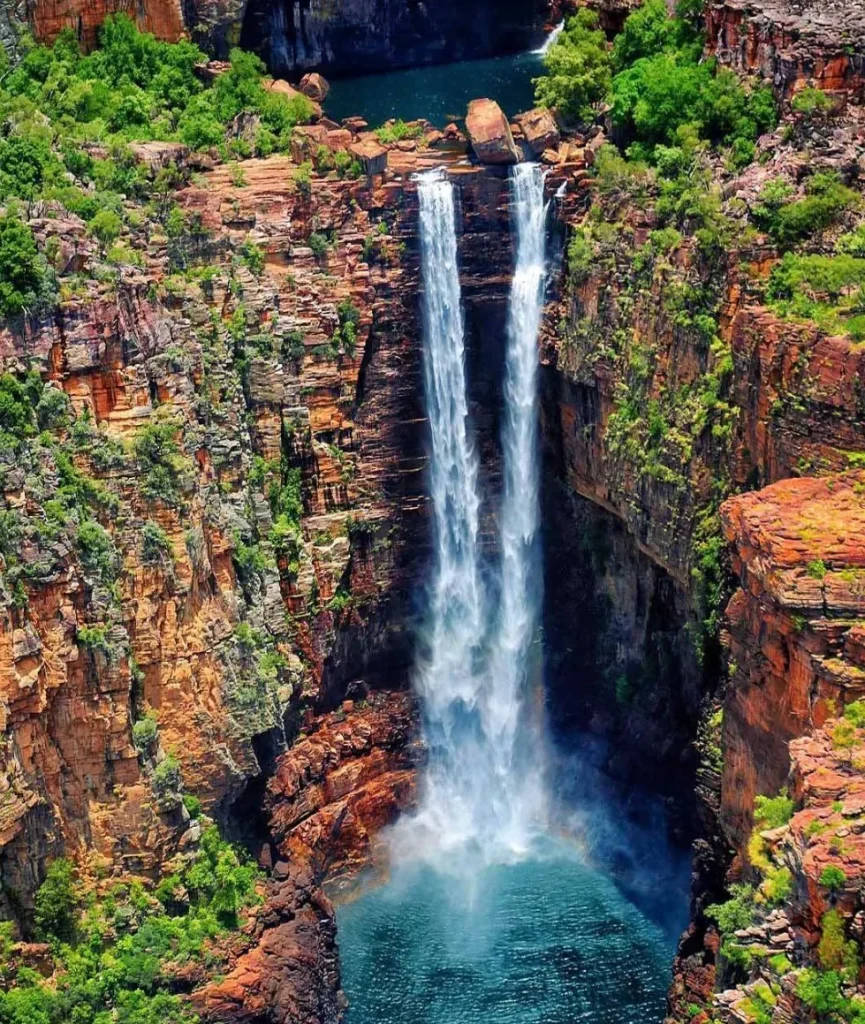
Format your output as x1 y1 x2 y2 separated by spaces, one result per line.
0 15 313 205
534 9 612 124
34 858 79 943
755 171 860 249
535 0 775 159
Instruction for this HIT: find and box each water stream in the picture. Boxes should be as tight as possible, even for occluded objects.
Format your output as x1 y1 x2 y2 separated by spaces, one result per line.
337 165 680 1022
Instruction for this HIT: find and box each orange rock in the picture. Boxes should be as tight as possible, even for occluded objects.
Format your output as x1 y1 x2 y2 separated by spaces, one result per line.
465 98 520 165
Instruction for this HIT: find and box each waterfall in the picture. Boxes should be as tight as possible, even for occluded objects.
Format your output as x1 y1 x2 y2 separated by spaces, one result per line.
534 20 565 56
395 165 548 867
484 162 549 837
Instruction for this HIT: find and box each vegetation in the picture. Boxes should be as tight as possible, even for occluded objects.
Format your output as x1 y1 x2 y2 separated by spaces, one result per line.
374 119 423 144
0 216 53 318
754 172 860 249
0 15 315 317
533 10 612 124
132 420 190 505
535 0 775 164
0 826 261 1024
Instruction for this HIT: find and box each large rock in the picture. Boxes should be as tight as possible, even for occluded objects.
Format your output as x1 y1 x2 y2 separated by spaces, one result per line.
514 108 560 156
299 72 330 103
349 138 388 176
465 98 520 165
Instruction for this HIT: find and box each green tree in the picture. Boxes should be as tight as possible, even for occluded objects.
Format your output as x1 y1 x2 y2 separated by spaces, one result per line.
89 210 123 246
34 858 79 942
534 10 612 124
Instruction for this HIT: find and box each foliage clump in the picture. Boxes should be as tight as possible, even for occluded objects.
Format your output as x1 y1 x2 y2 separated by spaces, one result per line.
535 0 776 165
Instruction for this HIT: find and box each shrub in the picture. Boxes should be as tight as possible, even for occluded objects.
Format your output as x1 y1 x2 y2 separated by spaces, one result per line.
568 228 595 283
759 172 860 249
152 754 183 803
706 883 755 936
534 9 612 125
183 793 202 818
89 209 123 245
0 373 37 438
35 386 70 430
753 790 794 830
76 519 119 581
374 119 423 144
132 420 189 504
807 558 827 580
34 858 78 942
132 712 158 750
820 865 847 892
844 701 865 727
331 299 360 356
760 866 794 906
796 969 846 1014
768 253 865 304
77 623 114 655
818 909 858 972
294 161 312 197
239 239 265 276
141 520 173 564
792 87 834 117
307 231 329 259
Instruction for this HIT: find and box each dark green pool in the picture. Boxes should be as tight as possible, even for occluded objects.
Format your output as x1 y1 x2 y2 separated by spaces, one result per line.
323 50 543 129
337 839 679 1024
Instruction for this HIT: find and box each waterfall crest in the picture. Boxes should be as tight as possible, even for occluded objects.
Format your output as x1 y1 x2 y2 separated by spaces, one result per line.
394 164 549 868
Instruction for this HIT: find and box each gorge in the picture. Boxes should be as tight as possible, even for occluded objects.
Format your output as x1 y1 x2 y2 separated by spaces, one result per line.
1 3 865 1024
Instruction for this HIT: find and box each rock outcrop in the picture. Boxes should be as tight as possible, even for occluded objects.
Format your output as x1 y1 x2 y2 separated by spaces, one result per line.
466 99 521 165
706 0 865 100
195 691 418 1024
721 474 865 860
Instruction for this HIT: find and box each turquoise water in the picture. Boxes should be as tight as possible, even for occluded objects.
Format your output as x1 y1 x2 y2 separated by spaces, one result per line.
337 841 678 1024
324 51 543 129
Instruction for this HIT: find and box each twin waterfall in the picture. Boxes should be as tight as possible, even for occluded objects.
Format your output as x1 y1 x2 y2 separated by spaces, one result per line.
396 163 549 867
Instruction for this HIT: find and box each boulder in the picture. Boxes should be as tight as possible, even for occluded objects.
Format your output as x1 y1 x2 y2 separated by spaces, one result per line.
514 108 560 156
349 138 388 176
585 129 607 167
264 78 323 118
299 72 330 103
290 124 328 163
129 142 190 176
465 98 520 165
265 78 304 101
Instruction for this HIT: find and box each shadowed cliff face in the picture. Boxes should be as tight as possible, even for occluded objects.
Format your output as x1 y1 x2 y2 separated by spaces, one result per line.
23 0 561 72
239 0 557 76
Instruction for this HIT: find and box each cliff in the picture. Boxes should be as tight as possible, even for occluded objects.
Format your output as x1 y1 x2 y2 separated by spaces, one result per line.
21 0 563 71
706 0 865 99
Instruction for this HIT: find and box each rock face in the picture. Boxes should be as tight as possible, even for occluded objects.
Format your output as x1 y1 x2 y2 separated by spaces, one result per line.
706 0 865 99
195 692 418 1024
22 0 559 73
26 0 184 51
466 98 521 165
720 474 865 859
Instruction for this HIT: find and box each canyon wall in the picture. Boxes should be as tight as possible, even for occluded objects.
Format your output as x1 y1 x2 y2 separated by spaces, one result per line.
705 0 865 99
20 0 564 70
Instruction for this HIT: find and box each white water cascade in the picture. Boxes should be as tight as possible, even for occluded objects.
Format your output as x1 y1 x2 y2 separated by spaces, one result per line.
393 164 549 867
534 20 565 56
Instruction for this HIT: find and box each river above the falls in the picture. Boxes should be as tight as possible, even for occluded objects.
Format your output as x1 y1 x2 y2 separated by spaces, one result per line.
324 50 542 127
336 837 680 1024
